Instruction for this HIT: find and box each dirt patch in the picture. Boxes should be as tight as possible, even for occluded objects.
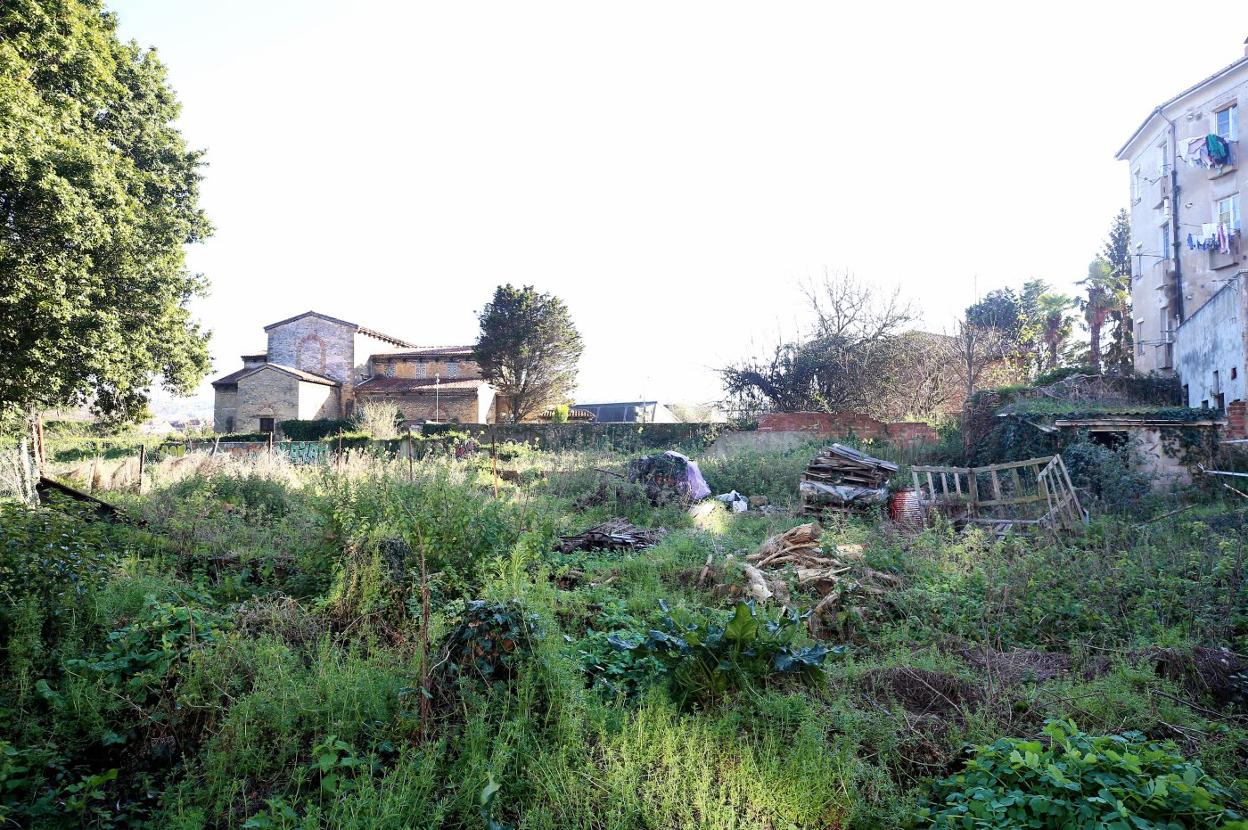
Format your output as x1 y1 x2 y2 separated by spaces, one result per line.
860 667 982 718
1151 646 1248 709
959 646 1071 684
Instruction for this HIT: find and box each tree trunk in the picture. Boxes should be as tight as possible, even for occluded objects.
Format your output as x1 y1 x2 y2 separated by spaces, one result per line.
1088 315 1102 374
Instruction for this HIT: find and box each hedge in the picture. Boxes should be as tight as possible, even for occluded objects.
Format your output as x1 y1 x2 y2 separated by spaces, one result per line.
278 419 353 440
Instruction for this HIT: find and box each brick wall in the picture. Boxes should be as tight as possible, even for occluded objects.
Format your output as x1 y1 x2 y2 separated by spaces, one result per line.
756 411 938 446
1229 400 1247 440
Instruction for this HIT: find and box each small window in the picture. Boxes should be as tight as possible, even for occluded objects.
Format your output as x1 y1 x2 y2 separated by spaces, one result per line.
1160 223 1171 261
444 362 459 379
225 416 235 432
1216 393 1226 413
1233 367 1239 380
1131 168 1142 202
1217 194 1241 230
1201 400 1210 410
415 362 427 379
259 417 275 434
1136 321 1145 355
1216 104 1238 142
1156 143 1167 176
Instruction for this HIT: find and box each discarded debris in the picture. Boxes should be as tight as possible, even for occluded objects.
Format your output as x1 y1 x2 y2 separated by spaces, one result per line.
716 490 749 512
800 444 896 517
1151 646 1248 710
557 518 667 553
626 450 711 504
738 522 901 639
910 454 1086 535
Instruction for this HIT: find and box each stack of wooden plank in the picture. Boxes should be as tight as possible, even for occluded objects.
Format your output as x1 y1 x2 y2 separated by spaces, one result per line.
799 443 897 516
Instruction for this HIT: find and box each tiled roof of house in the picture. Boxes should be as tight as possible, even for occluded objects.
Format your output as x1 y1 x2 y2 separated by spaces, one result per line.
262 311 416 348
375 346 476 359
355 376 487 393
210 363 339 387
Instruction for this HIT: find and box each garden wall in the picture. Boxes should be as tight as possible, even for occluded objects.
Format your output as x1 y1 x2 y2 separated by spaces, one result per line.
756 412 937 446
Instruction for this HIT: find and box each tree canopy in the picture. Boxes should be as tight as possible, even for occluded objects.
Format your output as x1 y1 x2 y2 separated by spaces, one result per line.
0 0 212 424
473 285 583 422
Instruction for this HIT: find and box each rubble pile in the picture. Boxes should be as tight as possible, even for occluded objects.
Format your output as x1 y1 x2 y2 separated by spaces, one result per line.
740 522 901 638
557 518 667 553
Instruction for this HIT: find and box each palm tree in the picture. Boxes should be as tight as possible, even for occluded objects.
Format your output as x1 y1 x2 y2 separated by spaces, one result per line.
1077 260 1117 374
1037 292 1075 372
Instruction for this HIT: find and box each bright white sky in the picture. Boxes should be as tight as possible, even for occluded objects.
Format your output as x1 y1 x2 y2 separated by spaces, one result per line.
112 0 1248 413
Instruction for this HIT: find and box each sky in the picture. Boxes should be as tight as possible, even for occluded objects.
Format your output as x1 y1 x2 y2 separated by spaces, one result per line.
111 0 1248 415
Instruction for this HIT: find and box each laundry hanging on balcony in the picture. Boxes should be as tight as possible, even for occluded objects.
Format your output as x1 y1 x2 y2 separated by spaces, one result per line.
1183 136 1213 167
1207 133 1233 166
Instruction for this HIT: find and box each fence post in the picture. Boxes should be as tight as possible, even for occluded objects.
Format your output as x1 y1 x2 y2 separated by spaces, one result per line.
407 427 414 482
137 444 146 495
492 435 498 498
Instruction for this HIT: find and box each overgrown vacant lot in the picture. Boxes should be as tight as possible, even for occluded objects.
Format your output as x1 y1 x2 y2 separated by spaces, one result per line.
3 441 1248 828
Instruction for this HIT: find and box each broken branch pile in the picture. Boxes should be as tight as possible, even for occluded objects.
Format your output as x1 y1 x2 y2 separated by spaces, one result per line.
741 522 900 639
557 518 666 553
800 444 896 516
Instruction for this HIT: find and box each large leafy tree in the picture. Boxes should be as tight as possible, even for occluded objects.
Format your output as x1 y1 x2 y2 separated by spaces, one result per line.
0 0 212 424
474 285 584 422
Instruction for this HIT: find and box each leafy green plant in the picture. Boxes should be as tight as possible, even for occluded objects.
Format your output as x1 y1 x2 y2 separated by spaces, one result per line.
66 595 229 705
575 602 666 697
920 719 1248 828
611 601 839 707
439 600 539 686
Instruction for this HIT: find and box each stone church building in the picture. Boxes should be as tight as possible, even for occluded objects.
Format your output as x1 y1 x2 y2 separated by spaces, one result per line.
212 311 497 433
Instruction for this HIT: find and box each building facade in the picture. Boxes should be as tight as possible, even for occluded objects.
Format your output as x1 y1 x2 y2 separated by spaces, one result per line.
212 312 496 432
1116 43 1248 412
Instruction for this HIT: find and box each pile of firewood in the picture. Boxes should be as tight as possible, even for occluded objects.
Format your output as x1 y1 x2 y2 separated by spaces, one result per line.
741 522 900 638
557 518 666 553
800 444 897 516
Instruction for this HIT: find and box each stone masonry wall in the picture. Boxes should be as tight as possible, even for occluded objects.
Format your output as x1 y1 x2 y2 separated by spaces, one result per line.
756 412 938 446
267 316 357 384
213 387 238 432
236 367 301 431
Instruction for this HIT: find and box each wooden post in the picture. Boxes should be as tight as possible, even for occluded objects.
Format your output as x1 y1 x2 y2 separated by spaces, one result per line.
968 472 980 518
337 434 343 470
34 413 46 473
407 427 414 482
492 435 498 498
137 445 146 495
990 469 1002 502
210 436 220 458
267 430 274 457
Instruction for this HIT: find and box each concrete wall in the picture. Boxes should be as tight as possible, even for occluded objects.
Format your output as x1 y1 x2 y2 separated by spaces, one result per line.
1122 66 1248 374
298 380 341 420
756 412 939 446
1173 277 1247 411
267 316 358 384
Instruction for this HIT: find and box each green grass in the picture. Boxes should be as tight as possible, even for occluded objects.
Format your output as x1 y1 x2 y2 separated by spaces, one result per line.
1 443 1246 828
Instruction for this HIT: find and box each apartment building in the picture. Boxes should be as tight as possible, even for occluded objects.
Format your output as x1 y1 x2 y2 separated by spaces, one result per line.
1116 42 1248 412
